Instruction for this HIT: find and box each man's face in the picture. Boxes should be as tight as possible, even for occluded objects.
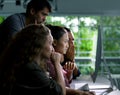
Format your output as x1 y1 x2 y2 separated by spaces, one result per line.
33 7 50 24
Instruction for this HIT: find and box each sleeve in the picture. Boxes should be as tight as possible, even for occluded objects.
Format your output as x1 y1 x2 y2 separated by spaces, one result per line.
31 69 63 95
14 63 63 95
0 14 25 54
2 13 25 38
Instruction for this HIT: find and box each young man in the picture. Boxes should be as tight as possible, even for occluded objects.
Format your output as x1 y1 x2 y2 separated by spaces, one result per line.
0 0 52 55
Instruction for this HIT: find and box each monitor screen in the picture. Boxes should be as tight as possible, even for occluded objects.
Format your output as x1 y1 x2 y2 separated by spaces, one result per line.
91 26 114 89
91 26 102 83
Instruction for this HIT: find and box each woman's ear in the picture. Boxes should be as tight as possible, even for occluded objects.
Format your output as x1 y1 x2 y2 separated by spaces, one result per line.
30 8 35 15
53 39 57 47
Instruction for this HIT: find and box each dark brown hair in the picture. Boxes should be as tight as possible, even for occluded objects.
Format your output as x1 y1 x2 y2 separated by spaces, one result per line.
46 24 66 40
0 24 50 90
26 0 52 16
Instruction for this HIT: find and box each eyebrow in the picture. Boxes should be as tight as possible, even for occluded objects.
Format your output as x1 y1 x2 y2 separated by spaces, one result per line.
69 37 74 40
42 12 48 16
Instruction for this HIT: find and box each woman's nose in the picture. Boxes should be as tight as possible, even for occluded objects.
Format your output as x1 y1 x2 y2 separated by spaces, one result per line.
67 42 69 48
51 46 55 52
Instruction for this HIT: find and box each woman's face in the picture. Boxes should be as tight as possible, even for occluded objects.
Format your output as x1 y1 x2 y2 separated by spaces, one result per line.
54 32 69 54
41 32 53 59
65 31 75 61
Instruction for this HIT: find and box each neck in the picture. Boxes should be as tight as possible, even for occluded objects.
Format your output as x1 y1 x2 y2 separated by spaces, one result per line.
60 54 64 63
25 16 35 26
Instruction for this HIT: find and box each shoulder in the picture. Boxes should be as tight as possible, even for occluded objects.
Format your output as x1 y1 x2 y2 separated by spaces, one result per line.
15 62 44 81
0 13 25 25
5 13 26 21
23 61 42 71
0 13 26 33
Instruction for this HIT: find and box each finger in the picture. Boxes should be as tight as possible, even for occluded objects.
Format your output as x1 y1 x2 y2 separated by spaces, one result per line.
68 62 72 70
69 62 74 70
63 62 68 69
35 19 38 25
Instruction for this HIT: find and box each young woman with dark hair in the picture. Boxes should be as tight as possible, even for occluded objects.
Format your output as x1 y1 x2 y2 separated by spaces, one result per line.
46 24 95 95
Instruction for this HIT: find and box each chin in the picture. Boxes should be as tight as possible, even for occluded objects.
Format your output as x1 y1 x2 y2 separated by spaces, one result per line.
42 54 50 59
44 56 50 60
64 52 67 54
46 54 51 59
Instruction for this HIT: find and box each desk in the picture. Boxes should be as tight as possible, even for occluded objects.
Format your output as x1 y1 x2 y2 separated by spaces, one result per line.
70 75 119 95
108 90 120 95
70 75 111 89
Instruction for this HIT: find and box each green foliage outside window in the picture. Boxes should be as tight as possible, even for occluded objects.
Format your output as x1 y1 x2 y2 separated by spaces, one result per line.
46 16 120 75
0 15 119 75
0 16 5 24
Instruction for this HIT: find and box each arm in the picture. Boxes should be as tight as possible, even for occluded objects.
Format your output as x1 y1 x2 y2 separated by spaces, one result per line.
63 61 75 82
51 52 66 95
0 14 25 54
63 61 81 84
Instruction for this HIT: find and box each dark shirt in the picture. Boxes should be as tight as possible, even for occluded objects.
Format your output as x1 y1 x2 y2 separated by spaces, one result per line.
1 62 63 95
0 13 26 54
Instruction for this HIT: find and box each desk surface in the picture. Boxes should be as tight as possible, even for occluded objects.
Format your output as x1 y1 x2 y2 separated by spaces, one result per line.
70 75 111 88
108 90 120 95
70 75 119 95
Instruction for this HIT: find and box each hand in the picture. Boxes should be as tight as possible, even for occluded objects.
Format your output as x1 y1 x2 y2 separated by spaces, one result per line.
50 52 62 65
63 61 75 70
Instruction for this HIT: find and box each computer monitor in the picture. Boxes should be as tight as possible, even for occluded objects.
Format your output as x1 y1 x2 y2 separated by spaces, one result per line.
91 26 114 89
91 26 102 83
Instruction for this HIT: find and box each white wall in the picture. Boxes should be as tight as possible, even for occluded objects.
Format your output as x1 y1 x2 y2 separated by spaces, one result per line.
54 0 120 16
1 0 120 16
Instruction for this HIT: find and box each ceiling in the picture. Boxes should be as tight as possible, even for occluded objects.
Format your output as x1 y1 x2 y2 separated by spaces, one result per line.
1 0 120 16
